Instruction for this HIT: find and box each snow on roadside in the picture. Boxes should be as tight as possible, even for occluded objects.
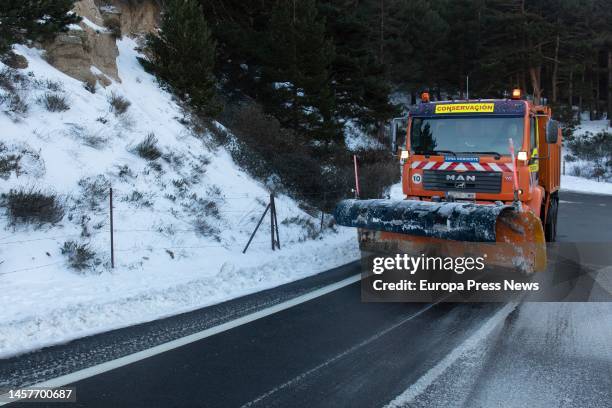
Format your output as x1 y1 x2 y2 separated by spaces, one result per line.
0 38 359 358
0 234 358 359
561 175 612 196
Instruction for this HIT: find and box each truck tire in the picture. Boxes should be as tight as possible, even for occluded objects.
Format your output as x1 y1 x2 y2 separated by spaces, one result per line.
545 195 558 242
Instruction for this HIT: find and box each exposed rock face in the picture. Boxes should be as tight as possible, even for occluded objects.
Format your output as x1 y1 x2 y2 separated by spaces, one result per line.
44 0 119 85
102 0 160 37
74 0 105 26
43 0 160 86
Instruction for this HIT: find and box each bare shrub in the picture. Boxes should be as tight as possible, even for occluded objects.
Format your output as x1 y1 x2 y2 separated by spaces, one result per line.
187 194 220 218
134 133 162 160
83 79 97 94
2 188 64 225
181 192 222 238
0 67 16 91
281 216 321 241
120 190 154 207
191 218 220 238
0 142 21 179
359 154 401 199
570 164 585 178
172 178 190 198
0 68 29 116
218 101 400 211
77 175 110 210
4 92 28 115
38 92 69 112
0 154 21 179
61 240 100 271
115 164 135 181
44 79 63 92
162 151 185 170
66 124 107 149
108 92 130 115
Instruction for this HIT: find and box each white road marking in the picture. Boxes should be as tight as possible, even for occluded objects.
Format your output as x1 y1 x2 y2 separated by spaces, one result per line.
0 273 362 406
241 302 439 407
384 302 518 408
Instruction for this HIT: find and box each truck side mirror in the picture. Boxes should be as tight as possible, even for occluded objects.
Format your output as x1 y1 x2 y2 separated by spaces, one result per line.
546 119 559 144
390 117 407 154
390 121 397 153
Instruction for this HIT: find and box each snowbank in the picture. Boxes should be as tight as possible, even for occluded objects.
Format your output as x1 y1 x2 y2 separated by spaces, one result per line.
0 39 359 358
561 175 612 196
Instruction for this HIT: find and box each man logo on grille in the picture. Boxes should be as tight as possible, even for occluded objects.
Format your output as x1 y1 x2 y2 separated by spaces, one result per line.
455 182 466 189
446 174 476 182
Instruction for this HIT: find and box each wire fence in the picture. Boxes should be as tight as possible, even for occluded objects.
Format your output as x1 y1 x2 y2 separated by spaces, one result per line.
0 185 353 277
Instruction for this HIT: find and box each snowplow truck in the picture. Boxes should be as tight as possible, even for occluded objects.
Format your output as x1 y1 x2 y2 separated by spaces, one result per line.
335 91 562 273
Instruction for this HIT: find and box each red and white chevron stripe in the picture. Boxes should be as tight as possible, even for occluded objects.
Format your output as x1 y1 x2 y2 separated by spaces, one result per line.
410 161 514 172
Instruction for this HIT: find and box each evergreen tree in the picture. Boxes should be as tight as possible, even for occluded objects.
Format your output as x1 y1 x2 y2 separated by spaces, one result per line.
385 0 448 88
432 0 483 97
199 1 271 98
144 0 217 115
0 0 80 55
319 0 398 136
261 0 339 144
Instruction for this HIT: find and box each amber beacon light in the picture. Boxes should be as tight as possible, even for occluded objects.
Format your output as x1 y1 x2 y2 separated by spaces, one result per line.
511 88 522 100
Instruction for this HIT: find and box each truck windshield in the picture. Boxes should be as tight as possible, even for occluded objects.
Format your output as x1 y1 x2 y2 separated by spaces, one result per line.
410 116 524 155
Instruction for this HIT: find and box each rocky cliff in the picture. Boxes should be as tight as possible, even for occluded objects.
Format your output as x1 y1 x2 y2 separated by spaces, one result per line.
44 0 159 86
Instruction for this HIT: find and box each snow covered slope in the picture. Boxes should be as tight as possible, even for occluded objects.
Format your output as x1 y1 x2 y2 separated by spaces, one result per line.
0 39 358 358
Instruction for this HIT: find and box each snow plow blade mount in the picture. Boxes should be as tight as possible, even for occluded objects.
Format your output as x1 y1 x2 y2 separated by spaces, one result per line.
334 199 546 273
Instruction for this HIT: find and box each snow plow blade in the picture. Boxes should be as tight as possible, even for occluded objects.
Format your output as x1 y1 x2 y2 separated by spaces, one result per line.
334 199 546 273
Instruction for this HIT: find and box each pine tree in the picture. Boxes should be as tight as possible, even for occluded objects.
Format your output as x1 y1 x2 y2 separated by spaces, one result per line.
199 1 272 98
380 0 448 97
261 0 339 144
144 0 217 115
319 0 398 136
0 0 80 55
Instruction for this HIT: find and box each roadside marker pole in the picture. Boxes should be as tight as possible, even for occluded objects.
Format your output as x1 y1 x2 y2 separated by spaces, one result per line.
353 154 360 198
109 187 115 268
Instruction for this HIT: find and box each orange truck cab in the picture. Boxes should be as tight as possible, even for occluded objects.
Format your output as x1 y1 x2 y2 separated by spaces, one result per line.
393 94 562 241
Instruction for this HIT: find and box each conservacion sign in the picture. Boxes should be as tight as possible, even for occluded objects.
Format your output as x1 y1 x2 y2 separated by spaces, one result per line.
435 103 495 114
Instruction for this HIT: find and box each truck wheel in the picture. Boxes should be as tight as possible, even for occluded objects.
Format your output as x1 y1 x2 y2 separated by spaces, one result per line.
545 196 558 242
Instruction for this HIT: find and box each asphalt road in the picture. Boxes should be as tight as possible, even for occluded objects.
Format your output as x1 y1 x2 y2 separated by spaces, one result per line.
3 191 612 408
